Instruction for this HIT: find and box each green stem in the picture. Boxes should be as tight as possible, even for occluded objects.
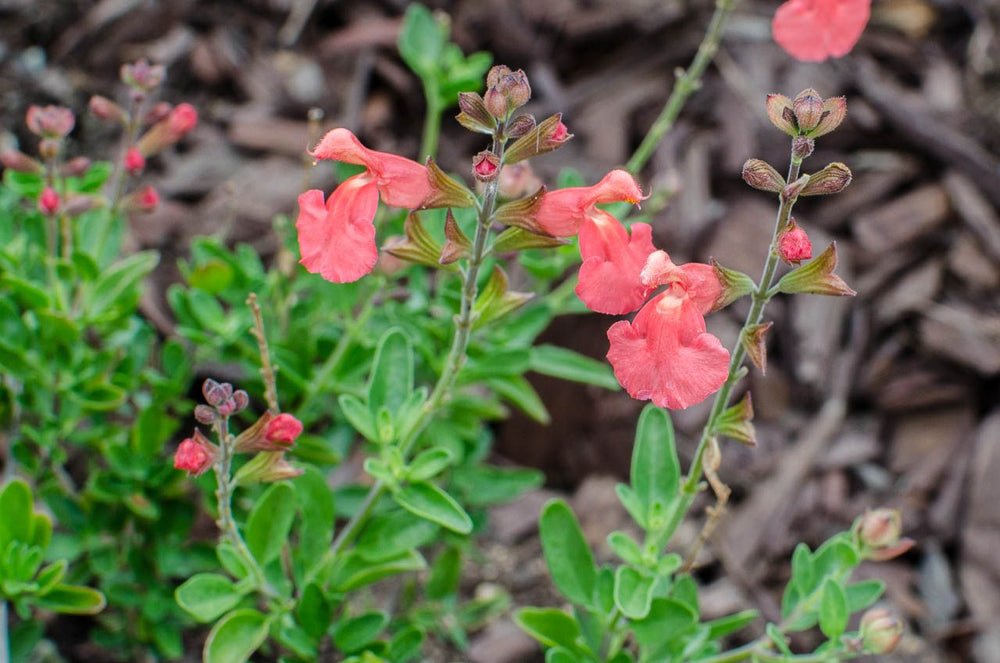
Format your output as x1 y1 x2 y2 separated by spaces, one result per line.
419 79 443 160
328 134 504 559
108 97 143 216
625 0 737 175
0 600 9 663
654 147 803 549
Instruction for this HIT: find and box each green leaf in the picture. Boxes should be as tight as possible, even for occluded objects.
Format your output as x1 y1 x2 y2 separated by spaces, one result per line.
368 328 414 416
398 3 446 78
394 482 472 534
818 578 848 641
388 627 425 663
529 344 620 391
631 598 698 648
339 394 378 443
791 543 815 596
203 609 270 663
34 560 67 595
615 484 647 530
451 465 544 506
813 536 859 580
1 275 50 309
333 612 389 653
330 549 426 592
89 251 159 313
294 466 335 579
357 510 439 562
406 447 456 482
845 579 885 613
539 500 597 608
705 609 758 639
514 607 582 652
630 406 679 530
32 584 106 615
427 547 462 599
613 566 655 619
296 582 332 639
545 647 581 663
245 482 296 564
606 532 644 567
486 375 550 424
0 479 34 547
175 573 247 623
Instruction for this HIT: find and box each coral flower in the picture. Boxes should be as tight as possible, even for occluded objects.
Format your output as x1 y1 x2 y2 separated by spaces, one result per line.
534 169 644 238
606 251 730 410
576 219 657 315
772 0 871 62
297 128 434 283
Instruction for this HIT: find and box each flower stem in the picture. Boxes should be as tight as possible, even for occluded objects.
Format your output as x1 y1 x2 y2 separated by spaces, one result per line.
419 79 443 160
625 0 738 175
329 135 504 559
656 146 803 547
247 293 280 415
108 97 143 216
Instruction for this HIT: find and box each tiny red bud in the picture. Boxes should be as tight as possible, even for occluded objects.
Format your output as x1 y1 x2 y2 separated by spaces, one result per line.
860 609 903 655
777 220 812 265
173 429 218 477
472 150 500 182
38 187 60 215
26 105 75 138
123 185 160 213
167 103 198 136
792 88 824 132
124 147 145 175
265 413 303 446
483 87 508 120
194 404 217 425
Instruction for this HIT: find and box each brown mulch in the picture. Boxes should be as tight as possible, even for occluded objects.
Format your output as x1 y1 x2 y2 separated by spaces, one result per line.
2 0 999 662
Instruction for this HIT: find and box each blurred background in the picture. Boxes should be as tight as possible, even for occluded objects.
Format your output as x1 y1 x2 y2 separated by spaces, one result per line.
1 0 998 661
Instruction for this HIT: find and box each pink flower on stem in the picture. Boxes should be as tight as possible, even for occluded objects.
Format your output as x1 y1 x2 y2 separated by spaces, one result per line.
534 169 644 237
167 103 198 135
38 187 60 215
777 221 812 265
265 413 304 446
297 128 434 283
576 218 657 315
173 430 217 477
773 0 871 62
124 146 145 175
607 251 730 409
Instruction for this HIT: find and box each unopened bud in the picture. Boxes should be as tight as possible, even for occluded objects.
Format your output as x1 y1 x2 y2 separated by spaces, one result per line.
121 58 165 92
776 242 856 297
143 102 173 126
173 429 219 477
811 96 847 138
792 89 824 132
266 413 303 445
483 87 508 120
504 113 572 164
801 162 852 196
202 378 230 407
0 149 43 174
233 451 303 485
777 220 812 265
781 174 810 202
486 65 512 89
498 69 531 109
135 103 198 156
168 103 198 135
26 105 75 138
38 187 60 215
124 147 145 175
860 609 903 655
38 138 61 160
232 390 249 412
742 158 785 193
123 185 160 213
456 92 494 134
792 136 814 160
88 95 127 123
194 404 217 425
506 114 535 138
472 150 500 182
62 194 99 216
855 508 915 560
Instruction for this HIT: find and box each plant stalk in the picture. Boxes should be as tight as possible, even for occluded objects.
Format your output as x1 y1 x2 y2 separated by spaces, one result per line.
625 0 737 175
419 79 443 160
0 600 9 663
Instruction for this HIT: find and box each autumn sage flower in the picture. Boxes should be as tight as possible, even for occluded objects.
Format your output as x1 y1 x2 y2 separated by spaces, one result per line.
772 0 871 62
295 128 480 283
606 251 730 410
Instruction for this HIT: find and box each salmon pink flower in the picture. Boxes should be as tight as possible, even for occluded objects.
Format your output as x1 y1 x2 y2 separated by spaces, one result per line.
124 146 145 174
773 0 871 62
534 169 644 237
576 219 657 315
777 220 812 265
297 128 437 283
607 252 730 409
265 413 303 446
173 430 218 477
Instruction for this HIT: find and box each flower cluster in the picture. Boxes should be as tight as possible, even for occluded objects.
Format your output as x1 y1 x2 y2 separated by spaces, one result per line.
772 0 871 62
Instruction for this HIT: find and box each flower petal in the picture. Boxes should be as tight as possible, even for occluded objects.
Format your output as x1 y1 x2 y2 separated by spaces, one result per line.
296 174 379 283
773 0 871 62
576 217 656 315
675 263 723 315
535 169 644 237
310 128 431 210
607 291 729 409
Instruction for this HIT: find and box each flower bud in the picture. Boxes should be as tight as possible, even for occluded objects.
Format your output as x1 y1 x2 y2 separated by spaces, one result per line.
194 404 217 425
143 102 173 126
812 96 848 138
777 220 812 265
60 157 92 177
202 378 230 407
498 69 531 109
26 105 75 138
173 429 219 477
62 194 99 216
168 103 198 135
801 162 852 196
742 158 785 193
504 113 572 164
776 242 857 297
135 103 198 156
456 92 494 134
232 390 249 413
765 93 798 136
472 150 500 182
483 86 508 120
38 138 61 160
38 187 60 215
858 509 902 548
0 149 43 174
124 147 145 175
122 185 160 213
233 451 303 485
88 95 127 123
266 413 303 445
486 65 512 89
860 609 903 655
781 174 810 202
792 136 814 160
506 113 535 139
121 58 165 92
792 88 824 132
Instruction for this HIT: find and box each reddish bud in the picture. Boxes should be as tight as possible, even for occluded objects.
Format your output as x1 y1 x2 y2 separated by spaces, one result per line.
855 508 914 560
792 136 815 160
498 69 531 109
801 162 852 196
504 113 572 164
202 378 231 406
168 103 198 135
860 609 903 654
777 220 812 265
742 158 785 193
194 404 217 425
472 150 500 182
173 429 218 477
486 65 512 89
60 157 92 177
0 150 43 174
26 105 75 138
483 86 508 120
265 413 303 446
88 95 127 123
505 114 536 138
38 187 60 215
121 58 165 92
792 88 824 132
124 147 145 175
123 185 160 213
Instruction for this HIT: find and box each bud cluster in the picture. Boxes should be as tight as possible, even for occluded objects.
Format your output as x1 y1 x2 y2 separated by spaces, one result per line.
766 88 847 140
854 508 915 561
